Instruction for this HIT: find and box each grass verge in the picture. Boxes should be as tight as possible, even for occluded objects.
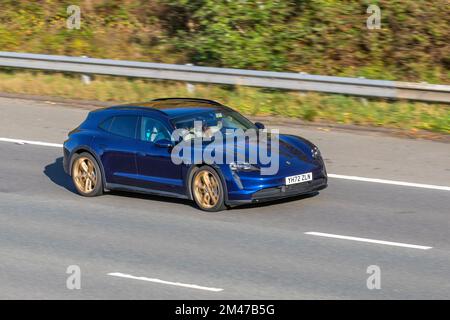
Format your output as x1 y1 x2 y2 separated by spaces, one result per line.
0 70 448 134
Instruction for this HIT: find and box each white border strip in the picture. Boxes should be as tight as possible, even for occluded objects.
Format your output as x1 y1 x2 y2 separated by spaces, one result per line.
107 272 224 292
305 232 432 250
0 137 63 148
0 137 449 192
328 173 450 191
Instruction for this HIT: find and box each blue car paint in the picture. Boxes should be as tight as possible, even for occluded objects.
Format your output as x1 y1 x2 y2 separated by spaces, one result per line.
63 98 327 206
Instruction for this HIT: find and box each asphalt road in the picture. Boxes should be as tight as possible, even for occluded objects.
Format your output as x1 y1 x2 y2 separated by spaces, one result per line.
0 96 449 299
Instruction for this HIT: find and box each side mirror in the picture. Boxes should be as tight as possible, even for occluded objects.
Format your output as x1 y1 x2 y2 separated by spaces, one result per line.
155 139 174 148
255 122 265 130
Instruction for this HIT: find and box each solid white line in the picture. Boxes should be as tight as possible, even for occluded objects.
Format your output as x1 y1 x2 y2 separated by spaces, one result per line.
107 272 224 292
0 136 449 192
0 137 63 148
328 173 450 191
305 232 432 250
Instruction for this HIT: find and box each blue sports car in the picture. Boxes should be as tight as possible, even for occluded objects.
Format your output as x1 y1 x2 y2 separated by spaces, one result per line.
63 98 327 211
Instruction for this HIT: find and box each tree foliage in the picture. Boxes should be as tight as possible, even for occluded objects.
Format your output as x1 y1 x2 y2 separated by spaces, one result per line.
0 0 448 82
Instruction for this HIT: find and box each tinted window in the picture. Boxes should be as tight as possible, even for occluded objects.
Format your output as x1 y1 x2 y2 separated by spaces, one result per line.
99 117 114 131
140 117 171 143
105 116 138 139
172 110 256 131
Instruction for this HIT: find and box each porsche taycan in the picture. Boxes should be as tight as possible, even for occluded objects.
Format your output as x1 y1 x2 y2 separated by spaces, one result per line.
63 98 327 211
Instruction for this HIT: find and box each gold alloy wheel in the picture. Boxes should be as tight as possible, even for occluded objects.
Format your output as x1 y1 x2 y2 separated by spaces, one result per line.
193 170 220 209
72 157 97 194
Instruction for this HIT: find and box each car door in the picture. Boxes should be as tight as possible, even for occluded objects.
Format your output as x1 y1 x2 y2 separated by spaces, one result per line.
94 115 139 186
135 115 184 195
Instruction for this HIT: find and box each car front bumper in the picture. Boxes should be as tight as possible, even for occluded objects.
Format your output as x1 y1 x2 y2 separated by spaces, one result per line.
226 176 327 206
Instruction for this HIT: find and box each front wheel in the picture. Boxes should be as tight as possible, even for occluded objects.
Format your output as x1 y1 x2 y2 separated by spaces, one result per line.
191 166 226 212
71 152 103 197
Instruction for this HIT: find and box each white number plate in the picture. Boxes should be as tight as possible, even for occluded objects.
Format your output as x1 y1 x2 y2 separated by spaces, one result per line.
285 172 313 185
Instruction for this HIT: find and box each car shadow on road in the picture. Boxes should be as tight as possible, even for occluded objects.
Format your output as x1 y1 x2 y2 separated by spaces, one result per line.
43 157 77 193
43 157 197 208
232 192 320 211
107 190 198 209
44 157 320 211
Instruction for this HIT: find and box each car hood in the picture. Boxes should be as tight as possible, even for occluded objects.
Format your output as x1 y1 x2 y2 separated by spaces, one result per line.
175 133 321 174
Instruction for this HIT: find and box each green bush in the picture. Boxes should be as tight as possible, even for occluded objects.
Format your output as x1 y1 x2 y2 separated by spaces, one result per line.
0 0 448 83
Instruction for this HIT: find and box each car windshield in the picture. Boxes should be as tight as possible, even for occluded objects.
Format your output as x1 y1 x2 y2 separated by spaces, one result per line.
171 109 256 139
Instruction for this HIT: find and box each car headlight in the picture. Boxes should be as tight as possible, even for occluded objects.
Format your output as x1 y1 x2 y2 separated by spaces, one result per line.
229 161 260 172
311 146 321 159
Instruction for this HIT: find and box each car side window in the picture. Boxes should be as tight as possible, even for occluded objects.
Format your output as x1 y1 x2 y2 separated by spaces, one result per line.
140 117 171 143
99 117 114 131
101 115 138 139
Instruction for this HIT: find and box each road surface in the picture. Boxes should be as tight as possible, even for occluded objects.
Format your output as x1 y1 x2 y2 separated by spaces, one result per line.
0 96 449 299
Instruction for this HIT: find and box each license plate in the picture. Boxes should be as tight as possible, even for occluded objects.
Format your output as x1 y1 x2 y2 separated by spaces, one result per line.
285 172 313 185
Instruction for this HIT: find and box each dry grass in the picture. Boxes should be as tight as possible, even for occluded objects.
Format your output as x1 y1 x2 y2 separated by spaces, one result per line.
0 71 449 134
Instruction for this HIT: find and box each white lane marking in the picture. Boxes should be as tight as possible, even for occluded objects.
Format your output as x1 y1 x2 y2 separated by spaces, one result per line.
328 173 450 192
107 272 224 292
305 232 432 250
0 136 449 192
0 137 63 148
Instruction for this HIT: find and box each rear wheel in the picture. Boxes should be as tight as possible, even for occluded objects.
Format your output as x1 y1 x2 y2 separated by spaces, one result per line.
191 166 226 212
71 152 103 197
